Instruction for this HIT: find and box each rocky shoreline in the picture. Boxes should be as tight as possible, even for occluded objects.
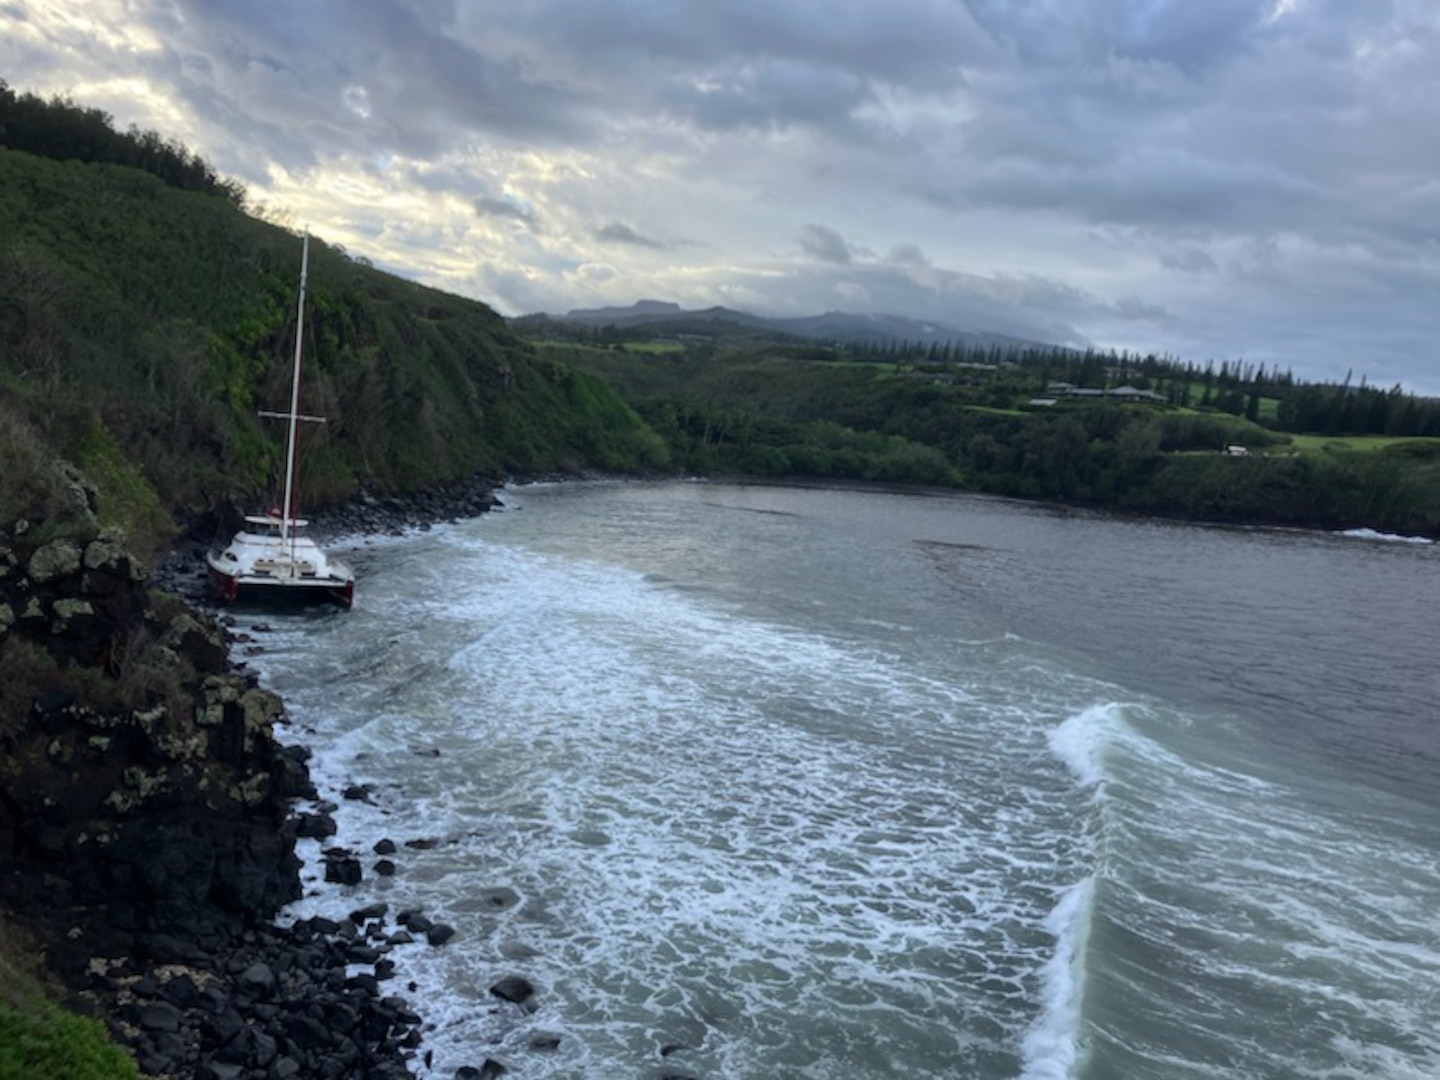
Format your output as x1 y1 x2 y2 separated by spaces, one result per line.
0 471 537 1079
155 472 512 608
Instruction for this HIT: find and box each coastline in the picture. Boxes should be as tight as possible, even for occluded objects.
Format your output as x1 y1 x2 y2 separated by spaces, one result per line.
1 471 524 1079
8 467 1428 1078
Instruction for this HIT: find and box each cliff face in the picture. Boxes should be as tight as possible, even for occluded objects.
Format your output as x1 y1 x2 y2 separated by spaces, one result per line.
1 506 435 1080
0 523 309 966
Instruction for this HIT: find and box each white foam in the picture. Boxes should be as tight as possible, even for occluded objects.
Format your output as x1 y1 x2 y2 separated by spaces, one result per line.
1339 527 1433 545
1020 875 1096 1080
249 522 1101 1077
253 488 1440 1078
1328 1036 1440 1080
1047 703 1122 790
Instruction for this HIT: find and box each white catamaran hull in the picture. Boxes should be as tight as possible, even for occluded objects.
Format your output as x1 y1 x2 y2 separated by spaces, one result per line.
207 516 354 607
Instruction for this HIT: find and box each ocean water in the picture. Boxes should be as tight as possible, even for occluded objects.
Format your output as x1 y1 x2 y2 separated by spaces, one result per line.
245 481 1440 1079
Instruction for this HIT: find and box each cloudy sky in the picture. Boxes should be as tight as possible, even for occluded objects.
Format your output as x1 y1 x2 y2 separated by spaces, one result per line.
4 1 1439 391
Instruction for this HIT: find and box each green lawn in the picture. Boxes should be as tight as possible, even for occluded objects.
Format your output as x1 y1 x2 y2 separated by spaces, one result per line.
532 340 610 354
1178 386 1280 419
968 404 1026 416
1287 434 1440 452
532 340 687 355
620 341 685 354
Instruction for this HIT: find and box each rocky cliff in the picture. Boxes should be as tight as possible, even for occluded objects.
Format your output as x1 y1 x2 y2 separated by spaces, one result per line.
0 515 422 1077
0 521 306 938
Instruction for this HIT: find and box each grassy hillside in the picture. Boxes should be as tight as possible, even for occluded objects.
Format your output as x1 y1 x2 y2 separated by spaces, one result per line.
0 132 680 1070
0 146 667 556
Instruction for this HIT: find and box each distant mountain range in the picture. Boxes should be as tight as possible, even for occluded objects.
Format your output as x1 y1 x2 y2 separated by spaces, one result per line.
522 300 1048 350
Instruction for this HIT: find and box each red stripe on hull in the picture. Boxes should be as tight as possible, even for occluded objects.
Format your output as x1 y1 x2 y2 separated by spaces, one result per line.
209 566 240 605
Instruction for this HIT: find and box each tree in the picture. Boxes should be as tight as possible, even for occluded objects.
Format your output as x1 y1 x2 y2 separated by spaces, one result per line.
0 82 245 205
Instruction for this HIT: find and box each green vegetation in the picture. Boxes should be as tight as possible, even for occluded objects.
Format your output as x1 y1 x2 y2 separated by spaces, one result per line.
0 79 243 207
0 128 666 557
1286 434 1440 453
4 77 1439 1074
0 920 137 1080
618 341 685 354
540 339 1440 536
0 1002 138 1080
4 75 1440 551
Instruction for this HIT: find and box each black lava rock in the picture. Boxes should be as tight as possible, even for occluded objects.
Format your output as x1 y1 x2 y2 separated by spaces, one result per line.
489 975 535 1005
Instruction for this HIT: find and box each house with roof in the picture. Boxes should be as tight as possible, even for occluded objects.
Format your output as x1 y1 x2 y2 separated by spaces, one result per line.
1045 381 1167 404
1106 385 1168 404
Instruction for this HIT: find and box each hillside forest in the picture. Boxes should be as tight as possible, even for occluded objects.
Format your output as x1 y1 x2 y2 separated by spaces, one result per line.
0 80 667 560
531 328 1440 536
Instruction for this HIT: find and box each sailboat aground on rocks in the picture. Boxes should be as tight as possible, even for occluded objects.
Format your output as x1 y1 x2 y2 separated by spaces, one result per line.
206 234 355 608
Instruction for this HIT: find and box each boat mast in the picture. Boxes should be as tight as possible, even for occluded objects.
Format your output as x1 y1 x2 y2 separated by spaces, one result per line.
280 233 310 546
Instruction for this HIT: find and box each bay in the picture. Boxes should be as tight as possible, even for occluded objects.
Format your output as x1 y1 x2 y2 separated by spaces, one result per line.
247 480 1440 1078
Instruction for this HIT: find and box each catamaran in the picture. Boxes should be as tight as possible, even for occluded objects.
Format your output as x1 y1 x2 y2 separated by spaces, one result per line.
207 234 355 607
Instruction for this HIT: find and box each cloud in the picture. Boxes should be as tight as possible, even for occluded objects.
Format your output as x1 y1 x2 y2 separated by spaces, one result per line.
973 0 1275 74
674 61 873 138
886 244 930 269
945 149 1331 244
1113 295 1177 325
4 0 1440 392
1159 247 1220 274
799 224 853 264
594 222 663 248
474 195 538 229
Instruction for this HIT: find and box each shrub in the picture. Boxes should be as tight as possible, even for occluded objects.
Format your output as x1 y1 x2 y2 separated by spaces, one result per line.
0 1002 138 1080
0 919 137 1080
